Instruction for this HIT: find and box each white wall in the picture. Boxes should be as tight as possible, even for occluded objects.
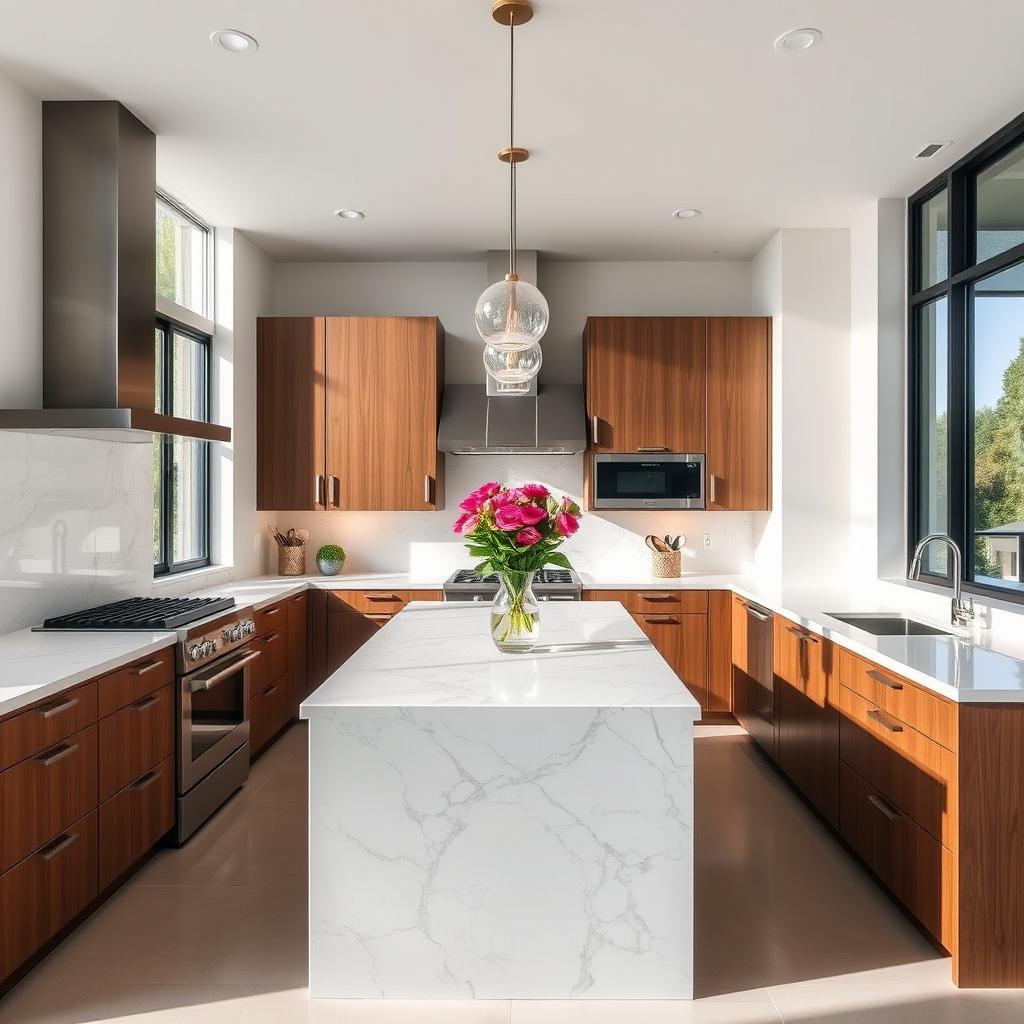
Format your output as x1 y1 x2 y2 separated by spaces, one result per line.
268 257 757 579
750 229 853 585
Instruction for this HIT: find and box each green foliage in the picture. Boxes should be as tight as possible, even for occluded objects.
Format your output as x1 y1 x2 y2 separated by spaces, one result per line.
317 544 346 561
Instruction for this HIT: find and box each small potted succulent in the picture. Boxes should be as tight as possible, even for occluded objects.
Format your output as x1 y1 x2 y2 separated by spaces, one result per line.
316 543 347 576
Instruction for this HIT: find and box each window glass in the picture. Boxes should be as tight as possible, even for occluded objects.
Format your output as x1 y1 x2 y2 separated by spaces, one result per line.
172 330 208 420
971 261 1024 589
156 197 209 317
976 141 1024 263
916 297 949 575
171 437 208 565
153 326 166 565
918 188 948 289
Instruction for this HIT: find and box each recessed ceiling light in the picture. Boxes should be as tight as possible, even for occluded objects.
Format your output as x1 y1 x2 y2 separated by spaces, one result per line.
915 141 952 160
773 27 822 53
672 209 702 220
210 29 258 53
334 209 365 221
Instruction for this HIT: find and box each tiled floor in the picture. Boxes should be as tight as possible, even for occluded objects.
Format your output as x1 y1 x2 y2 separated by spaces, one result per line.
3 723 1022 1022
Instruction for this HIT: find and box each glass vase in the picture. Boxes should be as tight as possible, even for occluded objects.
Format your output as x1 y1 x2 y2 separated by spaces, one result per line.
490 570 541 654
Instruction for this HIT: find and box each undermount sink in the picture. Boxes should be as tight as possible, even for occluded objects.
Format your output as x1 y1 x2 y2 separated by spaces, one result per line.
825 612 955 637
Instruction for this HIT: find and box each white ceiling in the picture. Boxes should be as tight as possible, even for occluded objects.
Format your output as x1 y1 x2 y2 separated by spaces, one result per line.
4 0 1024 262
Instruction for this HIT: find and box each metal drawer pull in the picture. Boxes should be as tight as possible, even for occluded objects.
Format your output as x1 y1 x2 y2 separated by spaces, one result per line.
746 605 771 622
36 831 78 861
709 474 718 504
330 475 340 508
424 475 432 503
368 594 401 602
264 684 278 697
262 606 281 618
131 769 161 793
366 614 393 622
315 473 325 506
38 742 78 767
131 659 163 677
867 709 904 733
785 625 818 643
867 793 904 822
637 446 670 453
867 669 903 691
591 415 600 445
643 615 677 624
39 696 79 719
129 693 160 712
640 593 674 602
264 632 280 644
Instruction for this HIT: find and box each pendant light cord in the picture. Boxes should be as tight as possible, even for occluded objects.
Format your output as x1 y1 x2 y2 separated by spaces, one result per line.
509 14 516 277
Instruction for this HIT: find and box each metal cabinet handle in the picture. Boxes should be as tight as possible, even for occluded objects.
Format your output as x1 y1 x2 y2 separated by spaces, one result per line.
264 632 280 645
867 709 904 733
37 742 78 767
637 446 670 453
709 473 717 504
424 474 432 504
315 474 324 507
639 593 675 602
591 415 600 445
131 769 161 793
38 696 79 720
746 605 771 622
867 793 903 822
785 625 819 643
368 594 401 602
330 475 340 508
189 648 262 692
36 831 78 861
131 659 163 677
366 614 393 622
643 615 678 624
867 669 903 691
129 693 160 712
262 606 281 618
264 684 278 697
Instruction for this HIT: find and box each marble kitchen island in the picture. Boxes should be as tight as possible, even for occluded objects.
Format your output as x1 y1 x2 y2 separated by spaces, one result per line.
300 600 701 1000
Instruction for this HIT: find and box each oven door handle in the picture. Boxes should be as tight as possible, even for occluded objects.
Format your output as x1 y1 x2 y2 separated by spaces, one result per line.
188 649 262 693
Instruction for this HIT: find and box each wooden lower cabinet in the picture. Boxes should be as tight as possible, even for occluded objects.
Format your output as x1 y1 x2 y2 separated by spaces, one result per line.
0 810 97 980
840 762 956 951
632 611 709 706
0 681 97 772
731 596 775 758
98 755 175 891
287 592 308 717
97 685 174 801
250 677 290 757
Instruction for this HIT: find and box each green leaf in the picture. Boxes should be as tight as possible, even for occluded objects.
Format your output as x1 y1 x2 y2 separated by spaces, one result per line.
546 551 574 569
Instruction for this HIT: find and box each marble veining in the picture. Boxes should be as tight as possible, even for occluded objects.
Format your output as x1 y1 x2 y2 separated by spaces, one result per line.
301 602 703 711
308 705 695 999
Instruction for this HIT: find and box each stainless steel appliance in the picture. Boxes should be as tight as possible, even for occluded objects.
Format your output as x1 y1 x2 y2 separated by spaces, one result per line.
39 596 258 843
443 568 582 602
733 600 775 759
592 452 705 509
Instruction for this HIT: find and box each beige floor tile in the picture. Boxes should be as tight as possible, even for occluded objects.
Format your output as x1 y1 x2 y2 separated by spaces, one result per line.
509 990 782 1023
0 983 253 1024
235 988 510 1024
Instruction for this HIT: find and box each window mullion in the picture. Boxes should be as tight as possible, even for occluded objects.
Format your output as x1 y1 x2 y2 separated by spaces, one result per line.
947 283 969 584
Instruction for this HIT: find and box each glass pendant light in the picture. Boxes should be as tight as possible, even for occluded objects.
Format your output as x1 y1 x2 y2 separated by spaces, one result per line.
477 0 547 382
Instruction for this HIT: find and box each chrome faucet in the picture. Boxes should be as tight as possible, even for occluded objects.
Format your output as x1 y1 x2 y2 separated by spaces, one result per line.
909 533 975 627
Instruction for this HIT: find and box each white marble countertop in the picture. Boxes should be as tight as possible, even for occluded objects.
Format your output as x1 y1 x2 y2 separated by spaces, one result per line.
301 601 703 713
0 629 176 718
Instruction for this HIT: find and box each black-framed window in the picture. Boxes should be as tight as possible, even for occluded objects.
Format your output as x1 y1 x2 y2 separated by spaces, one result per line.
153 191 214 578
909 112 1024 601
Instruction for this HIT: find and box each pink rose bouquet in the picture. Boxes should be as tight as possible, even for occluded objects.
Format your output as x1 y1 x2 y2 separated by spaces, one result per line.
453 481 581 578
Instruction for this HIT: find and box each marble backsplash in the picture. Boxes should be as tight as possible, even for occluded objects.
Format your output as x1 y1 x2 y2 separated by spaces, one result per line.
0 432 154 634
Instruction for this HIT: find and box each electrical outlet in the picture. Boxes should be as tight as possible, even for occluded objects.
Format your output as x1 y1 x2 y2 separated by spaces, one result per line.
703 532 712 549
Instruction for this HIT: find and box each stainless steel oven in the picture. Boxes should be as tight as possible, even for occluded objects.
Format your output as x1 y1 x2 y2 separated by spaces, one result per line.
592 453 705 509
177 644 259 842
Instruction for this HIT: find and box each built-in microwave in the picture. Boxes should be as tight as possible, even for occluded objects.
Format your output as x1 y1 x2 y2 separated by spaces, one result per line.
592 453 705 509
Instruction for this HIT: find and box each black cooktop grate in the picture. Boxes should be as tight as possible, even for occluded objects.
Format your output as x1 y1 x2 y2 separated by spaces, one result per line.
41 596 236 631
452 569 575 585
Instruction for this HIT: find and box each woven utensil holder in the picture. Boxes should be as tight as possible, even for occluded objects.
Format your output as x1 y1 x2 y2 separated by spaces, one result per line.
278 544 306 577
651 549 682 579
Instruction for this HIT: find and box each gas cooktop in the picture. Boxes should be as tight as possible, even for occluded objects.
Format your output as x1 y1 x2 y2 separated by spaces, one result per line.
443 568 581 602
449 568 577 586
40 596 237 631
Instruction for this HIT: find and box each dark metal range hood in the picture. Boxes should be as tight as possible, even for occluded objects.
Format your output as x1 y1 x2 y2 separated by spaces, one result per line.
438 381 586 455
0 101 230 443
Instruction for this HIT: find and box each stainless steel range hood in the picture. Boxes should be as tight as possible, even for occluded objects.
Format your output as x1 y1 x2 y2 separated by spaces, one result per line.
438 381 586 455
0 101 230 443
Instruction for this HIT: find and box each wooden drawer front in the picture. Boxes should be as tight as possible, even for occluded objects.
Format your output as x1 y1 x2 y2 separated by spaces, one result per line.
835 683 957 849
732 597 773 681
340 590 440 615
251 628 288 693
632 611 709 703
97 647 175 718
837 649 956 752
254 600 287 638
1 724 98 872
582 590 633 604
774 616 828 705
625 590 708 614
0 810 97 981
250 677 290 756
0 682 98 772
98 755 174 891
98 684 174 802
840 763 956 949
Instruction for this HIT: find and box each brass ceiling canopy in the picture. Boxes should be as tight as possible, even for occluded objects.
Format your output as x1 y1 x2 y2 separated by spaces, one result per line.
491 0 534 27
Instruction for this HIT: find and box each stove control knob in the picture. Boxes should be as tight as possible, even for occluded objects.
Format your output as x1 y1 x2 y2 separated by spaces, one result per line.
206 640 218 656
222 625 241 643
188 644 202 661
472 595 482 602
241 619 256 637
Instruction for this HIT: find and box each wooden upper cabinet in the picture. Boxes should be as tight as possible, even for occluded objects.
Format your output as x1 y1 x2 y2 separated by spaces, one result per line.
325 317 444 511
706 316 771 511
584 317 706 452
257 317 327 511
